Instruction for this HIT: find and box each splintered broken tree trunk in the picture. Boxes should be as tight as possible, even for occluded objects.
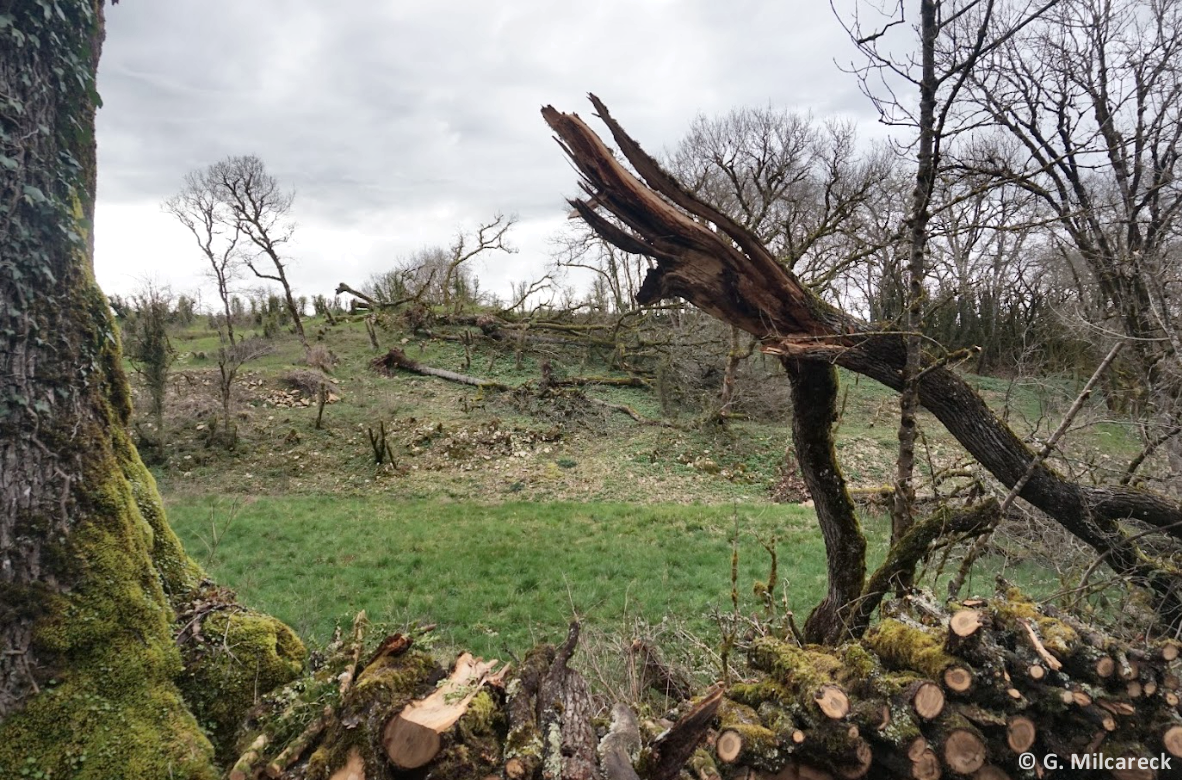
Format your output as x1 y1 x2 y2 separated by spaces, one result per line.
541 95 1182 634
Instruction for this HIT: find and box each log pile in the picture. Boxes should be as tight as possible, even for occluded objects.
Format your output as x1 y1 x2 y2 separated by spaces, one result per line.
711 590 1182 779
231 593 1182 780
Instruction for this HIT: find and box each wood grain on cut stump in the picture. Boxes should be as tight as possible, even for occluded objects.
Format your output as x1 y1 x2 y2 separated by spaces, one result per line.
715 730 743 764
942 729 986 775
1005 716 1036 753
909 681 944 720
950 609 983 638
815 685 850 719
1163 724 1182 758
383 653 501 769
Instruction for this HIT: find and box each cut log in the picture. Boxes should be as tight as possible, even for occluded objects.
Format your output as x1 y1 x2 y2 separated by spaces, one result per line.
539 623 599 780
792 720 873 780
899 678 945 721
504 644 551 780
870 736 939 780
850 699 891 734
1163 724 1182 758
815 685 850 720
245 591 1182 780
716 730 744 764
950 609 983 639
746 638 855 721
910 749 941 780
1005 716 1036 753
941 727 987 775
382 652 501 769
973 766 1011 780
943 667 974 693
371 348 510 390
866 619 975 695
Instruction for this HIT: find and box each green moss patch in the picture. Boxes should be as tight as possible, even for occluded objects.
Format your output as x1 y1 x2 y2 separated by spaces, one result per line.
177 606 306 763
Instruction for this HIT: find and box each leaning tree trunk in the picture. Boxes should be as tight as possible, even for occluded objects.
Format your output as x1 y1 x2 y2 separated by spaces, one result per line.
542 95 1182 633
0 5 302 778
783 358 867 645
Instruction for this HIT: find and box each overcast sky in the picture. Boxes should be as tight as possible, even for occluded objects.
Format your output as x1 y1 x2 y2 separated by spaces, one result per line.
94 1 887 306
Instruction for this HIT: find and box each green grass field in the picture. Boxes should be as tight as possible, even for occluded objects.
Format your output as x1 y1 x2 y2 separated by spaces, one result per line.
166 496 890 656
142 312 1152 661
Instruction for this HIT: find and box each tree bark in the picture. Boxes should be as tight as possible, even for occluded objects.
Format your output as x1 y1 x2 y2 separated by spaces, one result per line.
0 6 300 777
892 0 938 554
0 2 219 775
542 95 1182 632
782 359 866 645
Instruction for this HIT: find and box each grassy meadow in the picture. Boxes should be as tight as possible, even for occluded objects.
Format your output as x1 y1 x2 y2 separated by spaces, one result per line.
136 313 1151 658
166 496 889 656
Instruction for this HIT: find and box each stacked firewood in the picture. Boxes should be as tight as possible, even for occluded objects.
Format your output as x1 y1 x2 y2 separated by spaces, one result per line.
230 592 1182 780
710 591 1182 780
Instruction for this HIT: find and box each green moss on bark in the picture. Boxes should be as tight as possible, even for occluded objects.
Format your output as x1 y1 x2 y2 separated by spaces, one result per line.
177 610 306 763
864 618 961 680
0 438 217 780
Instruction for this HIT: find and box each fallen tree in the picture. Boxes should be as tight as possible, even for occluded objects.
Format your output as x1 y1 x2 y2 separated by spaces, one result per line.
370 348 672 427
540 95 1182 637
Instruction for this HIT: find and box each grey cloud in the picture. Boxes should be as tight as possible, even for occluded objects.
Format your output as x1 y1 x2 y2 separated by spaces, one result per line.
94 1 884 300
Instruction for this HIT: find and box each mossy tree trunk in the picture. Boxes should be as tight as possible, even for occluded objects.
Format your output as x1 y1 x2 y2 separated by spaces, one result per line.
782 358 866 645
0 4 301 777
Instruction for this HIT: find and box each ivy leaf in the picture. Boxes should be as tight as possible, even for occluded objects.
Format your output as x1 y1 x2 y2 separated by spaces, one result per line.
0 154 16 171
22 185 48 204
0 13 13 29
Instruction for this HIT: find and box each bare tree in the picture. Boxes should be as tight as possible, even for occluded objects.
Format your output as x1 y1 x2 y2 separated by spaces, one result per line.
209 155 308 349
662 107 894 421
668 107 894 296
165 169 242 345
358 215 516 315
215 336 273 448
837 0 1068 552
967 0 1182 477
441 213 516 312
